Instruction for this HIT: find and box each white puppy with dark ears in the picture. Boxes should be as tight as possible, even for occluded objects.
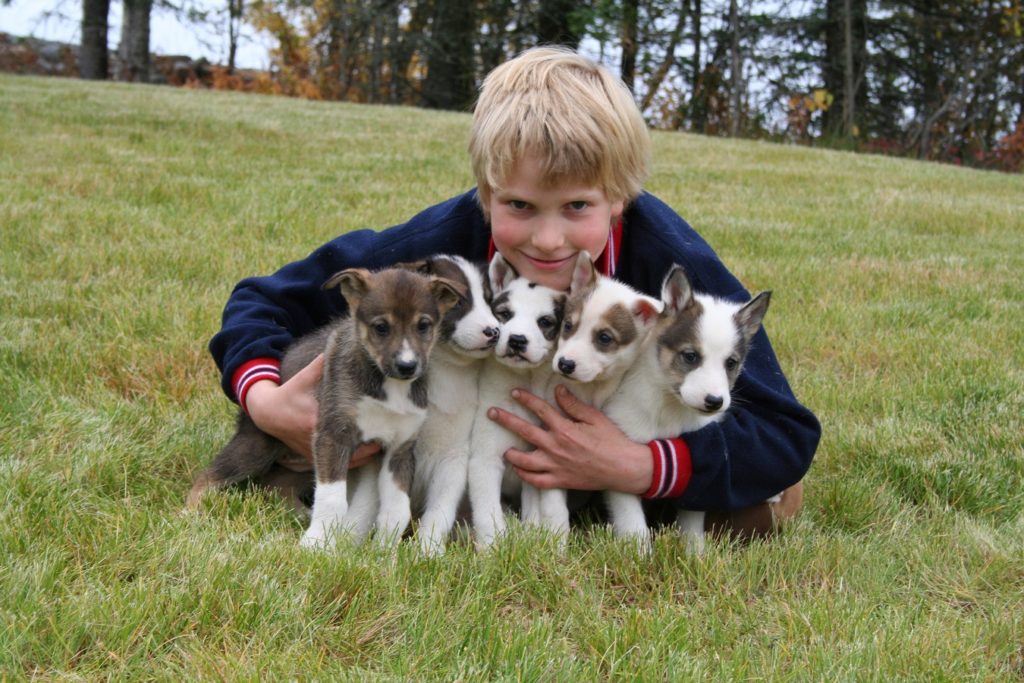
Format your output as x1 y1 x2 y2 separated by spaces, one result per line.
405 255 501 556
604 265 772 553
468 254 566 549
531 251 663 544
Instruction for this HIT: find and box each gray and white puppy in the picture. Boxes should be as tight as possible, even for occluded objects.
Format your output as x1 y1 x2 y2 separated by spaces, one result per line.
187 267 459 551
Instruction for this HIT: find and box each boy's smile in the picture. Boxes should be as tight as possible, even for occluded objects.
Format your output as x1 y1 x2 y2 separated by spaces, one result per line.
488 156 624 291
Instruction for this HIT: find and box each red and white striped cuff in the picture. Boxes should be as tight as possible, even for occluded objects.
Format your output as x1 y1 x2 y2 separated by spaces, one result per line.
643 438 692 499
232 358 281 413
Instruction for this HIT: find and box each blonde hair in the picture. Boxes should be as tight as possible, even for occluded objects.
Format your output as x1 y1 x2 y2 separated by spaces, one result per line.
470 46 651 209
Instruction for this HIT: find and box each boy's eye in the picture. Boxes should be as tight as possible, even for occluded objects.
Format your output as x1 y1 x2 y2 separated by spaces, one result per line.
568 201 589 211
509 200 530 211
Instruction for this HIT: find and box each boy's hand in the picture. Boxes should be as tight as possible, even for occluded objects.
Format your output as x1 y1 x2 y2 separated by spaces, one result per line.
245 355 382 468
488 384 653 495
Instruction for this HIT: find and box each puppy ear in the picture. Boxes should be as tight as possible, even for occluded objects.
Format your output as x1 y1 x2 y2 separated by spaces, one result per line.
430 277 464 315
323 268 370 307
660 265 694 315
570 251 596 294
632 295 664 327
488 253 518 292
735 291 771 341
394 259 433 275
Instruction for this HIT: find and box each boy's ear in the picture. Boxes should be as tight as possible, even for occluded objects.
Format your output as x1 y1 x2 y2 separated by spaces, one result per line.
660 265 694 315
735 291 772 341
570 251 596 294
430 277 463 315
488 253 518 292
323 268 371 307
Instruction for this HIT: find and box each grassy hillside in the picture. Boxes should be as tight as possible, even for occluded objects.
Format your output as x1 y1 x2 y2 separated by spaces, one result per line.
1 73 1022 680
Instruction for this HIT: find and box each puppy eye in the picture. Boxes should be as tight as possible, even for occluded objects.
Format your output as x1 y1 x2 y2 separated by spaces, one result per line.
680 350 699 365
417 317 433 334
725 357 739 371
537 316 555 330
373 321 390 337
563 320 574 333
495 308 513 323
596 331 614 347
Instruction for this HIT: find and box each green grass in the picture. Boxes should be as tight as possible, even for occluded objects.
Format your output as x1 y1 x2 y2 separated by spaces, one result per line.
2 73 1023 680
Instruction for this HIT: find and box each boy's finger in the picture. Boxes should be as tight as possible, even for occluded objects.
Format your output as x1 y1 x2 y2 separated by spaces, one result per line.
292 354 325 387
554 384 598 423
487 407 553 450
510 388 566 427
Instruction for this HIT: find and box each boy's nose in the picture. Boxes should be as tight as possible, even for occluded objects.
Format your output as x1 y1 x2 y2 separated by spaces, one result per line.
530 217 565 252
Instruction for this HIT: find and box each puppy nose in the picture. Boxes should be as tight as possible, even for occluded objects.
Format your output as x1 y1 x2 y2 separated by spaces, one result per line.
704 395 724 411
483 326 499 340
395 359 419 378
508 334 528 352
557 358 576 375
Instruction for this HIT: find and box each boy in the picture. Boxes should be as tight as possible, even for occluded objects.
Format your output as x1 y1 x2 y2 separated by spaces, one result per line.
209 47 819 538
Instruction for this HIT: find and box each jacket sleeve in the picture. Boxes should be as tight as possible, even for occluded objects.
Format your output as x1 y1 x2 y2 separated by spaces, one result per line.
620 193 821 510
208 190 489 402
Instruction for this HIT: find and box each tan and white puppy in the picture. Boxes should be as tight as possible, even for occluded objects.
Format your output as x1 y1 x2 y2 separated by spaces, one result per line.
405 255 500 556
604 265 771 553
468 253 565 549
538 252 662 545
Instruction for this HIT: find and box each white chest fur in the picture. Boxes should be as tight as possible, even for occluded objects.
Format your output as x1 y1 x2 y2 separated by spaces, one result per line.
355 378 427 447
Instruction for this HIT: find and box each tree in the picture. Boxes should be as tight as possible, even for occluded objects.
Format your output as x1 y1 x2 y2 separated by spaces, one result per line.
119 0 153 82
80 0 111 80
422 0 476 110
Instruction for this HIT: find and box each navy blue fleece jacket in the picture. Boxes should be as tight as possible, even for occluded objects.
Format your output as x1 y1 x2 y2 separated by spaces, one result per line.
209 189 820 511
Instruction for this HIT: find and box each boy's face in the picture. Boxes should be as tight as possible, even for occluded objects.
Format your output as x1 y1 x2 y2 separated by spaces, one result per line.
488 156 624 291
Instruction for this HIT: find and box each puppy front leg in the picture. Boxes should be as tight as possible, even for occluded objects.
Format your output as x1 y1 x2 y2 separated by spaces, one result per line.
605 491 651 553
340 461 380 543
537 487 569 542
301 426 352 550
676 510 706 555
374 440 415 547
417 446 470 556
468 423 510 549
519 482 541 525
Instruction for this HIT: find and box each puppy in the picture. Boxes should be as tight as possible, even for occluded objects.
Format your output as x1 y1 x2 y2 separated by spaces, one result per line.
187 267 459 551
404 255 500 556
545 252 662 546
468 254 565 549
603 265 772 553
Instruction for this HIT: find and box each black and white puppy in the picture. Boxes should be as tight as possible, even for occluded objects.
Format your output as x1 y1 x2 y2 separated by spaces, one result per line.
468 254 565 549
405 255 500 556
603 265 772 553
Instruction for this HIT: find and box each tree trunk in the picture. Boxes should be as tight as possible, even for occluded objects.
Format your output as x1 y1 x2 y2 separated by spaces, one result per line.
80 0 111 80
621 0 639 92
537 0 581 49
728 0 741 136
227 0 244 73
118 0 152 82
422 0 476 110
640 0 688 114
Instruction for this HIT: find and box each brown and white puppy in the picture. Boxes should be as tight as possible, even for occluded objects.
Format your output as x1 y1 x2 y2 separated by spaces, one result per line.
187 267 459 551
532 252 661 545
603 265 771 553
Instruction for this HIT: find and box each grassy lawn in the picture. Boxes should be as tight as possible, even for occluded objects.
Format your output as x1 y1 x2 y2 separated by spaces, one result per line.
1 73 1022 680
